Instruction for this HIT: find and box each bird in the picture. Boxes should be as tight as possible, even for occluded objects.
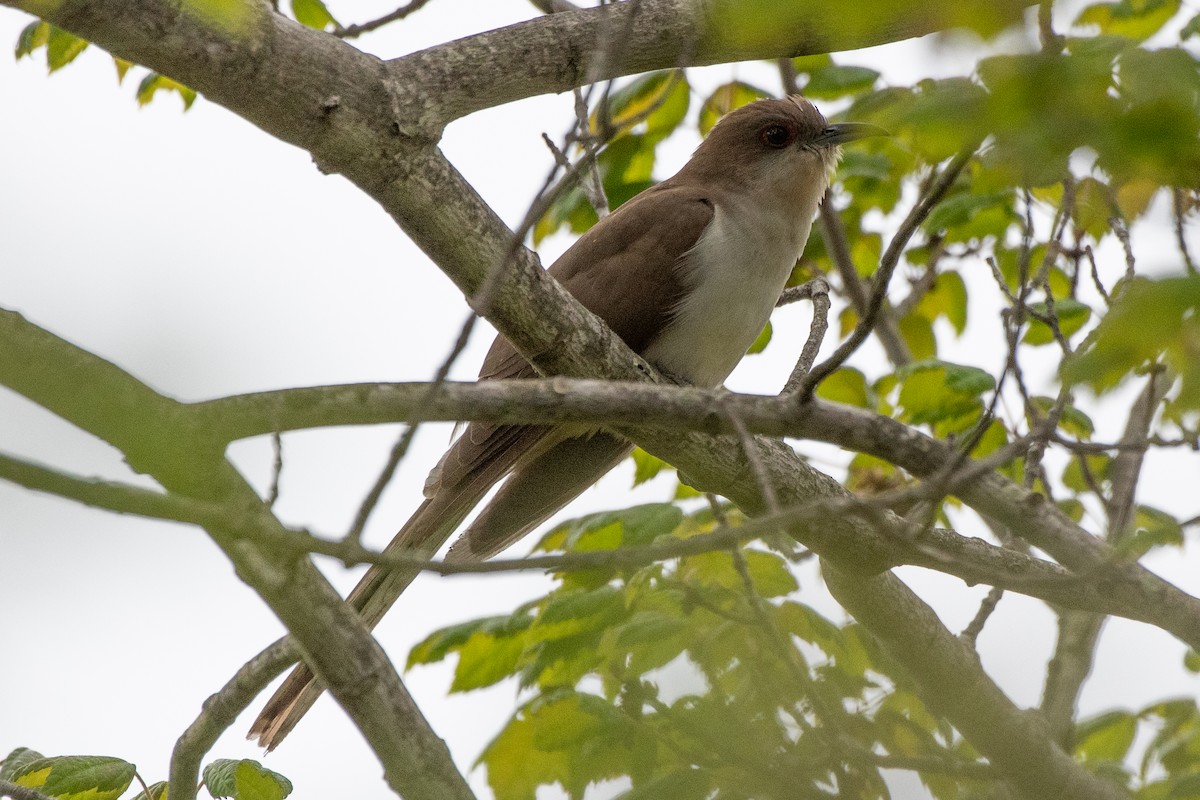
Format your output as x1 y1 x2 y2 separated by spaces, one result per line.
249 95 883 748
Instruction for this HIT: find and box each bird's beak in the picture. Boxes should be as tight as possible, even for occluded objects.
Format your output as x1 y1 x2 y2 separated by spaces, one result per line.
815 122 890 146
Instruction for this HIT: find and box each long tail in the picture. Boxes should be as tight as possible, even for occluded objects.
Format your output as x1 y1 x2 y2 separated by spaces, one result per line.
247 489 477 750
247 430 628 749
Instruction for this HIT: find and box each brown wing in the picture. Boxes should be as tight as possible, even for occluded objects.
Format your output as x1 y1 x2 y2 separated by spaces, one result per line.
437 185 715 494
549 183 714 353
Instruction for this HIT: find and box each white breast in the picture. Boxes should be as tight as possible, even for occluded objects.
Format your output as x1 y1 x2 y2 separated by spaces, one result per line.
642 195 817 388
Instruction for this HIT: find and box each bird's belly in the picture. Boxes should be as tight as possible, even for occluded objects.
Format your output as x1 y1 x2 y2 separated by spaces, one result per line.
642 212 805 388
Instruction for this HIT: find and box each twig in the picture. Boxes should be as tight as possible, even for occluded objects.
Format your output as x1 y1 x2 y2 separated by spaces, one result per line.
796 146 975 399
782 279 831 392
1038 0 1065 54
722 403 779 515
817 190 912 367
571 88 609 218
334 0 435 39
960 586 1004 648
265 431 282 508
0 782 54 800
1173 188 1198 275
169 640 298 800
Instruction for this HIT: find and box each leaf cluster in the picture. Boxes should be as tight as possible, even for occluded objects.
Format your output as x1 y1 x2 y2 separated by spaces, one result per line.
0 750 292 800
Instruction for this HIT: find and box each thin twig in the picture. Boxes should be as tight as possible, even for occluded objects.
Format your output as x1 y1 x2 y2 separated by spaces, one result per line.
168 639 297 800
722 403 780 514
0 782 55 800
782 279 830 393
960 586 1005 648
796 146 976 399
1173 189 1198 275
265 430 282 508
334 0 435 39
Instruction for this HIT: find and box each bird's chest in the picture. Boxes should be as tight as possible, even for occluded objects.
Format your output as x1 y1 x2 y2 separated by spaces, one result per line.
643 202 813 388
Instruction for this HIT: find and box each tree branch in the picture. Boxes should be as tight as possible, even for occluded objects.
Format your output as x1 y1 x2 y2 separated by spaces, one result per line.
170 639 298 796
824 567 1128 800
0 308 473 800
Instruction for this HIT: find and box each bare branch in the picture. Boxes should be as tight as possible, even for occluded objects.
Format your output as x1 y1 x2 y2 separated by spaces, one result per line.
334 0 435 39
824 567 1128 800
782 278 831 392
797 146 975 398
0 308 474 800
169 640 297 800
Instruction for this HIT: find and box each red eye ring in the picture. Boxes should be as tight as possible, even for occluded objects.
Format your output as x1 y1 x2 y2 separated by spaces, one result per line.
759 124 792 148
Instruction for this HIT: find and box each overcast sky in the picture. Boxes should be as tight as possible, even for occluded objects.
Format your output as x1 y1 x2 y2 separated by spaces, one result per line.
2 3 1198 799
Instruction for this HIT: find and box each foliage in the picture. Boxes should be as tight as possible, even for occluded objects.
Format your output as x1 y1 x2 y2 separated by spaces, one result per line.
7 0 1200 798
0 750 291 800
409 504 985 799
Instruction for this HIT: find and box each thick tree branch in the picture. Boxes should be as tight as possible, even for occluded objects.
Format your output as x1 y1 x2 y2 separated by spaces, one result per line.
824 567 1128 800
0 442 1169 634
81 374 1189 650
1040 374 1171 747
395 0 1033 123
0 308 473 800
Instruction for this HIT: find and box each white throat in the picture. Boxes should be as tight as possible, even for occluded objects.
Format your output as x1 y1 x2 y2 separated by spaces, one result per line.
642 187 824 388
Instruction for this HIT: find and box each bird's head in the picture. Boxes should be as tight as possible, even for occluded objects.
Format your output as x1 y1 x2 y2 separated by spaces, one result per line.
681 95 886 208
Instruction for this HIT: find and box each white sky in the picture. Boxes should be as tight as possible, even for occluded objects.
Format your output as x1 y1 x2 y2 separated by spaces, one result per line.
1 2 1197 799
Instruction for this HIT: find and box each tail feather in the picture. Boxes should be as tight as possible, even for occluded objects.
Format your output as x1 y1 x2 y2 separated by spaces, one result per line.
247 489 476 750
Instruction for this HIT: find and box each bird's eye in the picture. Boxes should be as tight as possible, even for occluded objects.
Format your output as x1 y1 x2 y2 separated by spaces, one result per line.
759 124 793 148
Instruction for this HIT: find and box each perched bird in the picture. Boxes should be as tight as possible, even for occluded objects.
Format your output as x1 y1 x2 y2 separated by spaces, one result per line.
250 95 882 748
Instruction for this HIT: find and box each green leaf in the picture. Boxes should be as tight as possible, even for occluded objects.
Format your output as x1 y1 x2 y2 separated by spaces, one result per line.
203 760 291 800
1074 0 1182 42
1023 299 1092 345
776 602 848 661
617 768 712 800
15 21 49 59
914 270 969 335
1182 12 1200 38
137 72 197 110
127 781 168 800
896 360 995 426
451 627 531 692
742 549 799 597
898 313 937 360
814 367 871 408
1114 505 1184 558
234 760 292 800
895 78 990 162
536 504 683 553
1185 650 1200 673
1075 710 1137 762
11 756 136 800
479 707 568 799
1029 396 1096 439
1062 453 1111 493
407 614 532 669
698 81 772 136
923 191 1016 242
46 26 88 72
803 64 880 99
746 320 772 355
1 749 45 782
113 57 133 84
1062 275 1200 405
790 53 834 75
597 71 689 143
610 611 690 674
1071 176 1113 240
290 0 337 29
631 447 666 487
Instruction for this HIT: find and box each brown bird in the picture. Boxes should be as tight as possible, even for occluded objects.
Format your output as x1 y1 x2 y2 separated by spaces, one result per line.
250 95 882 748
